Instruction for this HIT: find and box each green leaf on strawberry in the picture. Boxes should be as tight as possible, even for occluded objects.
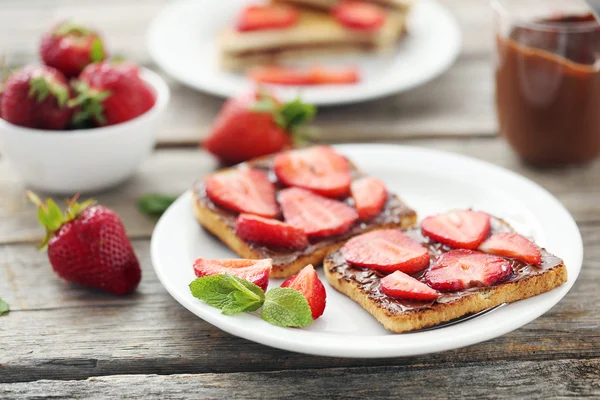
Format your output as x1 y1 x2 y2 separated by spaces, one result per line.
69 80 111 126
261 287 313 327
28 75 69 108
0 298 9 316
90 38 105 63
190 274 265 315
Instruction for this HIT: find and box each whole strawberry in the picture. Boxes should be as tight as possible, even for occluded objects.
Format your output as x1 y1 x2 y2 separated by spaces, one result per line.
204 91 316 164
40 21 107 77
1 65 72 129
70 61 156 127
27 191 141 295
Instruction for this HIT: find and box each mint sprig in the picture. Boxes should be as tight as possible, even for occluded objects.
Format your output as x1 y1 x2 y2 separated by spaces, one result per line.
189 274 313 327
0 298 9 316
138 194 178 217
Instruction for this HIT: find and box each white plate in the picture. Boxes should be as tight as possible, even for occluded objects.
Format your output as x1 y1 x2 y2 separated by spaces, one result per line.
146 0 461 105
151 144 582 358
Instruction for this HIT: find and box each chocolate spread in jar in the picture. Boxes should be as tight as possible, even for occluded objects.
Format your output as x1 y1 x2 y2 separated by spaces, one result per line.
325 216 564 314
495 14 600 165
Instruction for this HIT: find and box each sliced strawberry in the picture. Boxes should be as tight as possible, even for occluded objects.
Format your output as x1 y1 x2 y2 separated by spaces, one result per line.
237 5 299 32
341 229 430 274
249 65 360 86
380 271 439 301
235 213 309 250
309 65 360 84
424 250 512 292
279 187 357 239
274 146 352 198
205 169 278 218
351 177 387 220
479 233 542 265
193 258 271 291
421 210 491 250
332 1 386 30
281 264 326 319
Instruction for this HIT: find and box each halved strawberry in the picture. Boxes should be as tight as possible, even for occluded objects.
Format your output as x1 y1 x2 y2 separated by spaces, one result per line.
281 264 326 319
237 5 299 32
205 169 278 218
479 233 542 265
341 229 430 274
279 187 358 239
332 1 386 30
274 146 352 198
235 213 309 250
249 65 360 86
421 210 491 250
380 271 439 301
424 250 512 292
193 258 272 291
351 177 387 220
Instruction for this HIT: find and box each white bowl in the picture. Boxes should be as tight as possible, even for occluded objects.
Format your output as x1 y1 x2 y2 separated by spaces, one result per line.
0 68 170 194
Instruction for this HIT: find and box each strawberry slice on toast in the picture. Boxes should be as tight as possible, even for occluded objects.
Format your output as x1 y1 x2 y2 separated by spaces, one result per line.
235 213 309 250
479 232 542 265
237 4 299 32
380 271 439 301
351 177 388 220
421 210 491 250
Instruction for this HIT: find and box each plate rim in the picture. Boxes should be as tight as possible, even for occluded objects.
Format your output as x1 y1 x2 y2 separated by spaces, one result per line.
150 144 583 358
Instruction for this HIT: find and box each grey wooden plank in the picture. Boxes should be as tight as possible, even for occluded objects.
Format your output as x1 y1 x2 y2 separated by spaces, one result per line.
0 225 598 383
1 139 599 245
1 358 599 399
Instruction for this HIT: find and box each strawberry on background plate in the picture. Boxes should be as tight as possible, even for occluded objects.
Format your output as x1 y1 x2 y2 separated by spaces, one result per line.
380 271 439 301
249 65 360 86
204 91 315 165
341 229 430 274
480 232 542 265
279 187 358 239
193 258 272 291
424 249 512 292
1 65 72 130
421 210 491 250
332 1 386 30
281 264 326 319
27 191 141 295
70 61 155 127
235 213 309 250
40 21 107 78
205 168 279 218
274 146 352 198
351 177 387 220
237 4 299 32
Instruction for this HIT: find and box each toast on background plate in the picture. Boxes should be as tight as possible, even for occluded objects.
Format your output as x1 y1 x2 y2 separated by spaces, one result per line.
324 211 568 333
220 6 407 70
192 146 417 278
273 0 414 14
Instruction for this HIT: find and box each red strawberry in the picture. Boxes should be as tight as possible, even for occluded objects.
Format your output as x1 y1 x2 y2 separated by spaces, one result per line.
341 229 430 274
351 177 387 220
1 65 72 130
479 233 542 265
274 146 352 198
205 168 278 218
237 5 299 32
40 21 107 77
281 264 326 319
70 61 155 127
280 187 357 238
249 65 360 85
421 210 491 250
204 91 315 165
332 1 386 30
380 271 439 301
193 258 271 291
27 191 141 295
425 249 512 292
235 213 308 250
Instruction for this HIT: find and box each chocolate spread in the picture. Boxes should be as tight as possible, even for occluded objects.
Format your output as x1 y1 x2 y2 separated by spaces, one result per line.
325 216 564 314
193 157 416 267
495 14 600 165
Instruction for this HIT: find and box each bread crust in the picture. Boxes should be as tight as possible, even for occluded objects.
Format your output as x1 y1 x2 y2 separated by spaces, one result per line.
324 256 568 333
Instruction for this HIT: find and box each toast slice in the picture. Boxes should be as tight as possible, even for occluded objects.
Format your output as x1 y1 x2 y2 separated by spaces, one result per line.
220 7 407 70
324 216 568 333
192 153 417 278
273 0 414 14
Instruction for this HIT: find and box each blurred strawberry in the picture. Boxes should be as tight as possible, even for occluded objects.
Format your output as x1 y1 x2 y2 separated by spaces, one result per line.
204 91 316 165
237 4 299 32
1 65 72 129
332 1 386 30
27 191 141 295
69 61 155 127
249 65 360 85
40 21 107 77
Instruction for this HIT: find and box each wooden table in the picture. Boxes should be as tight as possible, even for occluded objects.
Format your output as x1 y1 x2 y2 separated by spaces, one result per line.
1 1 599 398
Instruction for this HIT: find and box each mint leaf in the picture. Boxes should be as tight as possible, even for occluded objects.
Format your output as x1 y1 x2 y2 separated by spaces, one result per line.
89 38 105 62
138 194 178 217
0 298 9 316
261 287 313 328
190 274 264 315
